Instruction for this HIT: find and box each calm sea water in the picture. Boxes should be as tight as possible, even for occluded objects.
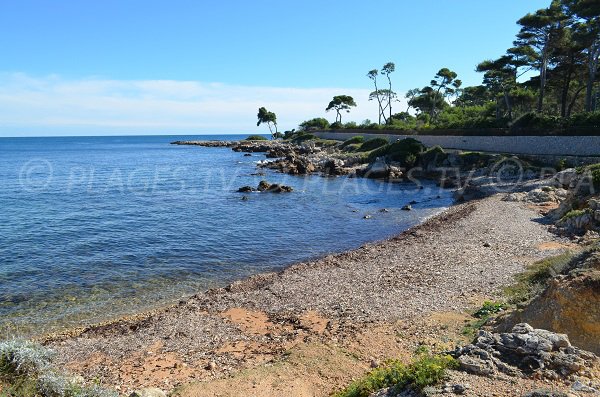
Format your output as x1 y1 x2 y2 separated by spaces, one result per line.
0 135 454 335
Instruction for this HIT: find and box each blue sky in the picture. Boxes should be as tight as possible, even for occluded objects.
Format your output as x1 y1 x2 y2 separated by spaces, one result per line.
0 0 550 136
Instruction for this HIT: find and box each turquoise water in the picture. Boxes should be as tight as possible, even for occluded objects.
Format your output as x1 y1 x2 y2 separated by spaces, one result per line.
0 135 454 335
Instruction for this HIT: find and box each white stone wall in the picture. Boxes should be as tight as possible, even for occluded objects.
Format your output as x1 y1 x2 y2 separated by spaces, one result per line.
313 131 600 157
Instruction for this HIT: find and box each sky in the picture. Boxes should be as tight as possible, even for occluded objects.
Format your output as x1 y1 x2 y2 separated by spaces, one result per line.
0 0 550 137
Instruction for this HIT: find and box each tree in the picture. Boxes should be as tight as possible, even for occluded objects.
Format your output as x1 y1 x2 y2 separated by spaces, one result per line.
256 107 278 139
405 88 421 112
514 0 569 112
381 62 397 122
367 69 385 124
429 68 462 120
326 95 357 123
565 0 600 111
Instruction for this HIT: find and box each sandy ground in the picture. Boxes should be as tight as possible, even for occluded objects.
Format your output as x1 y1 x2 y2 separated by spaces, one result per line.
43 194 583 396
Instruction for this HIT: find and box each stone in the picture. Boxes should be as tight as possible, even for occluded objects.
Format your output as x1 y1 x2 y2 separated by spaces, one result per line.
554 168 577 188
237 186 254 193
452 384 467 394
206 361 217 371
401 205 412 211
364 215 372 219
129 388 167 397
571 380 598 393
452 323 597 381
362 157 390 179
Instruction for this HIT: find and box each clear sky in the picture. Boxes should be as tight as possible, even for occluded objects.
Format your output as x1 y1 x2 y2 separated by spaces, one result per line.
0 0 550 136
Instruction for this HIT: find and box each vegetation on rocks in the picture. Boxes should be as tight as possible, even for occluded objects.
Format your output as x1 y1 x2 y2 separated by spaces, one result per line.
245 135 268 141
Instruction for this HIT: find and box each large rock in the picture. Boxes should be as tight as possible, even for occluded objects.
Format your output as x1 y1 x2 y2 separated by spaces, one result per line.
553 168 577 189
452 323 598 380
361 157 390 179
501 253 600 355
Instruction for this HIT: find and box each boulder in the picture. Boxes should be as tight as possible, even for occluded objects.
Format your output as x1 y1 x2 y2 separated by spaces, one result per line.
256 180 293 193
362 158 390 179
554 168 577 188
237 186 254 193
129 388 167 397
452 323 598 380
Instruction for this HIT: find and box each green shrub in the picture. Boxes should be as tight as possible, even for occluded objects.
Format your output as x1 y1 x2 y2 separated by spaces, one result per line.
504 251 577 304
292 132 317 143
359 137 388 152
368 138 426 166
510 112 565 133
245 135 268 141
473 301 507 318
0 340 117 397
334 354 457 397
298 117 330 131
593 169 600 188
419 145 447 167
340 136 365 149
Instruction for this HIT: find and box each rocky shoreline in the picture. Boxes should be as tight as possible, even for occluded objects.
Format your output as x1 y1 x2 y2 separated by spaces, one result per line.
12 139 599 396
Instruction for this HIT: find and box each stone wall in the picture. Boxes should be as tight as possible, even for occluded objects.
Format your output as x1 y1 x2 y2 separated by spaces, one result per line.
313 131 600 157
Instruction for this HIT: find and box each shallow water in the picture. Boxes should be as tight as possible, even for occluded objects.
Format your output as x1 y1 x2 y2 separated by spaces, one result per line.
0 135 454 335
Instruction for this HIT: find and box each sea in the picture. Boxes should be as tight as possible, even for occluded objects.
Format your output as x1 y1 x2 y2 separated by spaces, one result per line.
0 134 454 336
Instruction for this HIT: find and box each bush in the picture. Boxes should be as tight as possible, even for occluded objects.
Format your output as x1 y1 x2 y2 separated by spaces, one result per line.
418 145 447 167
359 137 388 152
504 252 577 304
245 135 268 141
368 138 426 166
510 112 565 133
334 354 457 397
298 117 330 131
291 132 317 143
341 136 365 146
0 340 117 397
330 121 343 129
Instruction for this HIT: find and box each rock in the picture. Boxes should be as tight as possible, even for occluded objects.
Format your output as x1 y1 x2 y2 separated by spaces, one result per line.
129 388 167 397
241 195 249 201
483 242 491 248
364 215 372 219
237 186 254 193
571 380 598 393
452 384 467 394
378 208 389 213
401 205 412 211
256 180 293 193
452 324 598 380
554 168 577 188
370 358 380 368
206 361 217 371
361 157 390 179
524 391 568 397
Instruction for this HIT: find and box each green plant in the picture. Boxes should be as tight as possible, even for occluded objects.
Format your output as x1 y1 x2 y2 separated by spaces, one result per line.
0 340 117 397
473 301 507 318
359 137 388 152
556 158 567 171
340 136 365 150
561 209 591 221
368 138 426 166
504 251 577 304
298 117 330 131
334 354 457 397
245 135 268 141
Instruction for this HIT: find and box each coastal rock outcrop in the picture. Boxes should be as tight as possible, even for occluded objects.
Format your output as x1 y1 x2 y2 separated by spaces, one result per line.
452 323 598 380
500 249 600 355
237 180 293 193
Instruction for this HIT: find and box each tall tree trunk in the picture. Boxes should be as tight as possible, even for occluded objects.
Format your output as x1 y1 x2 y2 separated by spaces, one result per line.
567 85 586 117
585 40 600 112
537 51 549 113
560 58 575 118
372 79 383 124
387 76 393 122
